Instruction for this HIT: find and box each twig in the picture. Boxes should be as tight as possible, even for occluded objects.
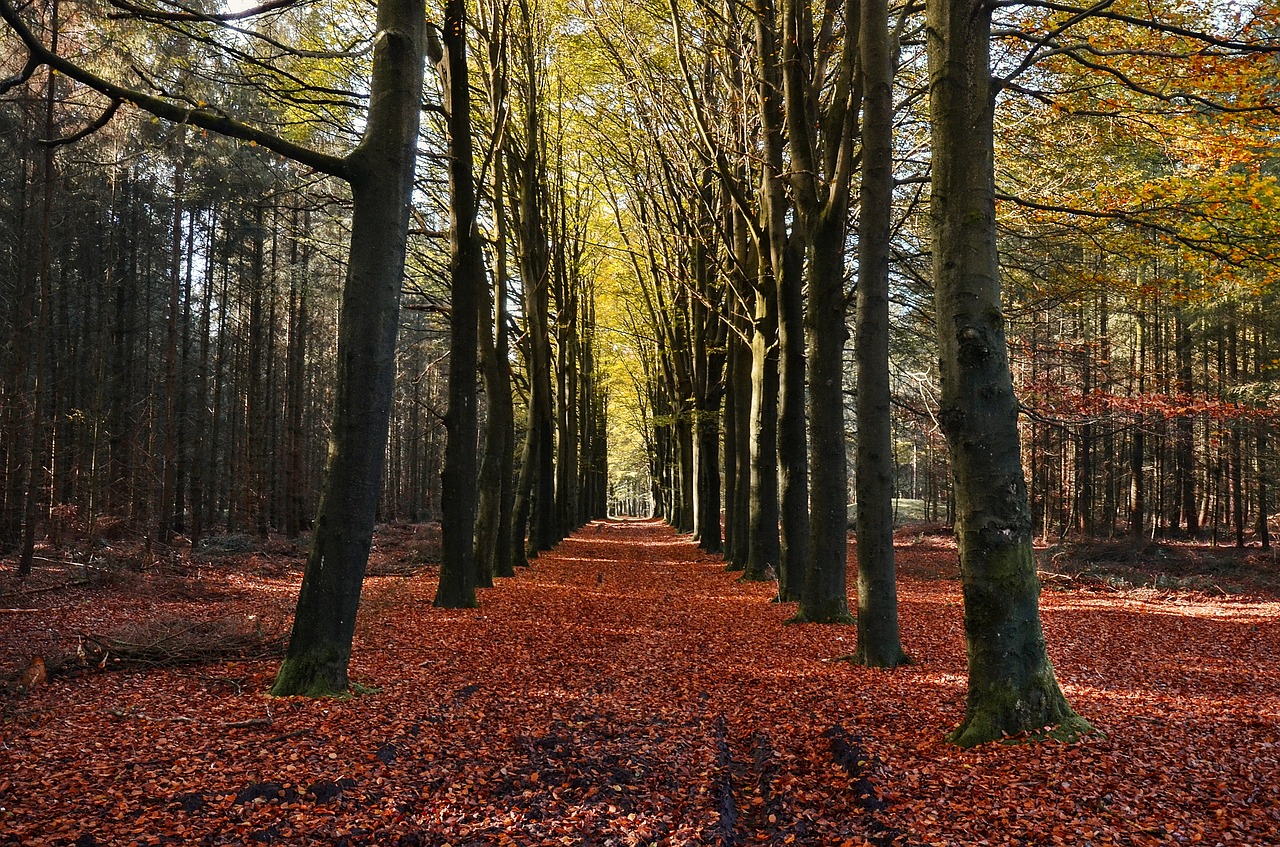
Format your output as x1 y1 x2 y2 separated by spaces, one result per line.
0 579 89 600
106 708 196 723
224 717 274 729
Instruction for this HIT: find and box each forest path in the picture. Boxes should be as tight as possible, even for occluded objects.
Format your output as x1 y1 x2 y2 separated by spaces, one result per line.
6 519 1280 845
381 517 887 845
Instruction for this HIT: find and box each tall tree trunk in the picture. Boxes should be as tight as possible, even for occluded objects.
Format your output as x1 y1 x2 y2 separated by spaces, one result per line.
722 327 739 564
745 269 781 581
730 311 753 570
19 18 58 575
476 148 516 578
778 0 858 619
1257 303 1272 549
271 0 427 695
775 233 809 602
927 0 1090 746
435 0 483 609
851 0 906 662
284 208 310 538
1129 310 1146 537
190 208 217 549
798 219 852 621
510 425 535 568
511 0 556 555
158 130 185 545
755 0 806 597
1174 305 1197 536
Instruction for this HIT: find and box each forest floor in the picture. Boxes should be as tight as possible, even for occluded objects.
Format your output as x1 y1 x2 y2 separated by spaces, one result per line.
1 520 1278 847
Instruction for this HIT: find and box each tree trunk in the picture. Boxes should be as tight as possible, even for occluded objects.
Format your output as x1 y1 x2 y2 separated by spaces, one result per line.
722 328 739 564
157 130 185 545
745 270 781 581
1174 305 1197 536
927 0 1090 746
511 0 557 555
476 147 516 579
19 32 58 576
775 232 809 602
435 0 483 608
850 0 905 660
755 0 804 596
798 218 852 622
731 320 753 570
271 0 426 695
284 209 310 538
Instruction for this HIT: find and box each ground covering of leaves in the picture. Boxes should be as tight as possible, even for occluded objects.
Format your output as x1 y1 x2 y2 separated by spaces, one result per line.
2 520 1278 846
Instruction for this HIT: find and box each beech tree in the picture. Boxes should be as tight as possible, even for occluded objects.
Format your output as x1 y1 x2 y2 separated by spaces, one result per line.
0 0 432 695
926 0 1091 745
852 0 907 665
432 0 483 609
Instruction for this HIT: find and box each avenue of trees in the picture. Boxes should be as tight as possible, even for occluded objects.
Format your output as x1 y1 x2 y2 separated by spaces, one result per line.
2 0 1277 743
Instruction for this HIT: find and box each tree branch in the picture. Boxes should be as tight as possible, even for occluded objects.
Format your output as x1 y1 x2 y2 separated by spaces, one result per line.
106 0 304 23
0 0 349 178
41 98 124 146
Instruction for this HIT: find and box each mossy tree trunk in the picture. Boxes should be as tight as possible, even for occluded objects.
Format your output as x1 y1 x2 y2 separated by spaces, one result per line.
926 0 1090 745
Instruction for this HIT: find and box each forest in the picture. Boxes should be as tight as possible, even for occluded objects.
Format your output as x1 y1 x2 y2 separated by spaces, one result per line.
1 0 1279 844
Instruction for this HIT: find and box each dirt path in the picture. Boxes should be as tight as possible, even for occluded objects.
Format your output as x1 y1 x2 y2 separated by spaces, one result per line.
3 518 1279 846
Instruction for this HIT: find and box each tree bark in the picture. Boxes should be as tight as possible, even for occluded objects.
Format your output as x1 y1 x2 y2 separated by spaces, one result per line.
157 129 184 545
476 146 516 578
755 0 806 597
851 0 906 663
927 0 1090 745
435 0 484 608
271 0 426 695
745 267 781 581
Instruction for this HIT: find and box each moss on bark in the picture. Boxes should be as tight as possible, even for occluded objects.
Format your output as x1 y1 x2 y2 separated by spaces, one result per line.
786 604 855 625
269 645 350 698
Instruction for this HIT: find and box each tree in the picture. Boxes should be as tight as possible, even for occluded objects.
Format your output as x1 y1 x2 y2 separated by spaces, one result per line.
926 0 1091 745
852 0 907 665
433 0 483 609
0 0 433 695
271 0 430 692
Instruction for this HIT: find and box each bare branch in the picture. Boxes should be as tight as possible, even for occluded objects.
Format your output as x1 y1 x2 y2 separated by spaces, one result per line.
40 97 124 146
106 0 304 24
0 53 38 95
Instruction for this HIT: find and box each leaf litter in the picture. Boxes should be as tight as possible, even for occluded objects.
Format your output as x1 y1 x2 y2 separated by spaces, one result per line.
1 519 1278 845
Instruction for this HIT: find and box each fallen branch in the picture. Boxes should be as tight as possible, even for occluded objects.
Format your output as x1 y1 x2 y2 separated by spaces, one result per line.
224 717 274 729
106 708 196 723
81 614 286 669
0 579 90 600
